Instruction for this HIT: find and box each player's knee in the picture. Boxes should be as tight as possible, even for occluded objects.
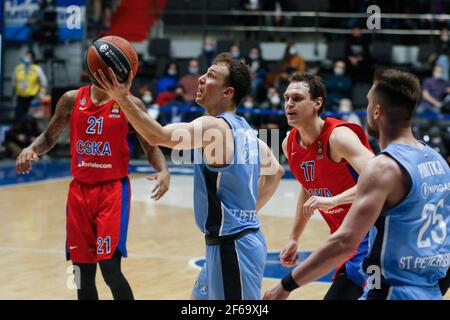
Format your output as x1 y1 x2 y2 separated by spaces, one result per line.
75 263 97 290
99 260 125 288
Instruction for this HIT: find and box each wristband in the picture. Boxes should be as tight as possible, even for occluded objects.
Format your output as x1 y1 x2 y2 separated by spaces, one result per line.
281 271 299 292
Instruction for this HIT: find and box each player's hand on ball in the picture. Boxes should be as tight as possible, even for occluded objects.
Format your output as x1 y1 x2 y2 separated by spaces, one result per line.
263 283 290 300
16 147 39 174
279 239 299 267
303 196 337 218
147 169 170 200
94 68 133 102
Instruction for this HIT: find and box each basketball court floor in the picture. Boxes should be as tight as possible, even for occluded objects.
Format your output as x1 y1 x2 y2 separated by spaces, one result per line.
0 163 448 300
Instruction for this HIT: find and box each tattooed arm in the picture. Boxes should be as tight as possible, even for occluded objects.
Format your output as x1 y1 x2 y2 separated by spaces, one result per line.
130 96 170 200
16 90 77 174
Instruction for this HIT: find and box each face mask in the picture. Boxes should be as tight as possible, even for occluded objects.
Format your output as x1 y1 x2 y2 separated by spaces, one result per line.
231 52 240 59
434 71 443 80
168 69 177 76
339 103 351 113
289 48 297 55
142 94 153 104
334 67 345 76
244 101 254 108
204 45 214 53
22 56 31 65
270 95 281 105
189 67 199 75
441 35 449 42
249 53 259 60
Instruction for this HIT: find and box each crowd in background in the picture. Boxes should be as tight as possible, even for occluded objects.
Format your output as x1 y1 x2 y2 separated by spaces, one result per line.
1 0 450 164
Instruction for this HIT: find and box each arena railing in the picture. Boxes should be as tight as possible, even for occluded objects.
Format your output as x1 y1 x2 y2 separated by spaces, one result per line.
154 105 450 121
159 9 449 35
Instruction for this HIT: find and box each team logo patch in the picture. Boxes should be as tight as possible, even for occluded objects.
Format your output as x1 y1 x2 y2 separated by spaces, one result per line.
317 140 323 159
109 102 121 118
80 97 87 106
190 251 334 282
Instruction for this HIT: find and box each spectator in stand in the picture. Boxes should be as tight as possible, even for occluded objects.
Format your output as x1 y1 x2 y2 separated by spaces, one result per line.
92 0 120 34
163 85 188 125
238 0 261 39
418 64 450 114
260 87 283 129
4 116 40 158
279 43 306 73
266 43 306 92
230 44 243 61
241 95 258 126
437 27 450 48
324 60 352 111
245 47 268 102
179 59 201 102
261 0 294 29
198 37 217 72
155 62 179 95
338 98 362 126
345 25 371 82
12 50 48 122
435 44 450 81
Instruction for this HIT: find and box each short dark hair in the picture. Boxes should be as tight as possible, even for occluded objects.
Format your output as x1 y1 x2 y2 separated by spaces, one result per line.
213 52 250 106
289 72 327 114
372 69 421 123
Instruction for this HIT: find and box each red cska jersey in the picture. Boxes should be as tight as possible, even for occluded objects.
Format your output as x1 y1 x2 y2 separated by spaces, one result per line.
70 85 130 184
287 117 373 234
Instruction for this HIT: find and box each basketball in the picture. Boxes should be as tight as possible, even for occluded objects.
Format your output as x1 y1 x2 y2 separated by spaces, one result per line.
86 35 138 83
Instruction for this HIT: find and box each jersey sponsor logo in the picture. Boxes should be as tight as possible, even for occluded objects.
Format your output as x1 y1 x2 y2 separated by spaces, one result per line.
421 182 450 199
77 160 112 169
76 140 112 156
190 252 334 282
69 246 78 250
322 207 345 215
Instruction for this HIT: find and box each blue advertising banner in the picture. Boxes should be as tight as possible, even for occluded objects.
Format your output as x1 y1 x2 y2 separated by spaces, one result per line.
5 0 85 42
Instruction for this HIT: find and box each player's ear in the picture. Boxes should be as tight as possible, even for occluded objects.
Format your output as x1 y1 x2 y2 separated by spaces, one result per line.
373 104 382 120
222 87 235 100
314 97 324 111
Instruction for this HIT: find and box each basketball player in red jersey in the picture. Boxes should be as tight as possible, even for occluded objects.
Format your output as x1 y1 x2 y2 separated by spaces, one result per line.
278 72 374 299
15 80 170 300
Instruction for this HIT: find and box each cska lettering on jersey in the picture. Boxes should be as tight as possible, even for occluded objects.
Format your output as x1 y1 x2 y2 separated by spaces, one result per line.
306 188 333 198
76 140 112 156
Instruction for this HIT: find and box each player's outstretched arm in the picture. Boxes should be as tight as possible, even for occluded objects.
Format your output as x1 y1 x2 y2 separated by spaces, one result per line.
280 188 310 268
131 96 170 200
256 138 284 211
263 155 399 300
278 136 311 267
94 68 225 150
16 90 76 174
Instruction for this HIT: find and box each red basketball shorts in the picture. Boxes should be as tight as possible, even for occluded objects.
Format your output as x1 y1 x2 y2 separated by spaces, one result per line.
66 177 131 264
